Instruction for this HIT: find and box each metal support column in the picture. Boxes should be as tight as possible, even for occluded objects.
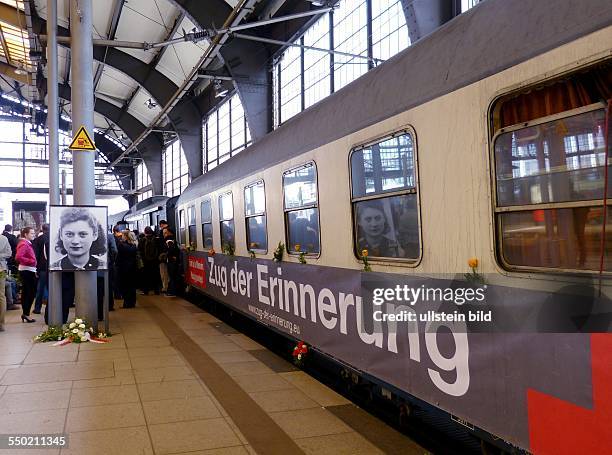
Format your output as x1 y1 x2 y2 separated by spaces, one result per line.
70 0 97 326
47 0 62 326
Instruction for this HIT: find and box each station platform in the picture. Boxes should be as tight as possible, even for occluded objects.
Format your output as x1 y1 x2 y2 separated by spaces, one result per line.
0 295 427 455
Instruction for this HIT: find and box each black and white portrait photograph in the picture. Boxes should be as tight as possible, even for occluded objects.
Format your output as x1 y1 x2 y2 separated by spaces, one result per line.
49 206 108 271
354 195 420 260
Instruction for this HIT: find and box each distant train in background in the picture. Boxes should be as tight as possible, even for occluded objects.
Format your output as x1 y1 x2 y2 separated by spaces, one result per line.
109 195 178 234
12 201 46 233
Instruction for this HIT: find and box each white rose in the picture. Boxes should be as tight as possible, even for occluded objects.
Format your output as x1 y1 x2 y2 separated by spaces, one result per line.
69 322 76 328
75 318 83 324
77 331 84 337
78 324 85 329
80 337 87 342
72 328 78 333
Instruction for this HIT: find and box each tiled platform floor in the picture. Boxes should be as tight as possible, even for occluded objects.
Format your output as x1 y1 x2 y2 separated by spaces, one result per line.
0 296 427 455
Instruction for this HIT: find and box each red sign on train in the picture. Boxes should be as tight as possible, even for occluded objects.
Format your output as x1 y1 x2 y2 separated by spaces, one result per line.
186 255 206 289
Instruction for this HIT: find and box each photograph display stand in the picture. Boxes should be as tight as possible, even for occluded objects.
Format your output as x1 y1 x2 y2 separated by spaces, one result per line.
48 205 109 272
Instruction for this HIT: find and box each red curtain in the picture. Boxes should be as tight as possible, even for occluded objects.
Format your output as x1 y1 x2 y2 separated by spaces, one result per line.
499 64 612 128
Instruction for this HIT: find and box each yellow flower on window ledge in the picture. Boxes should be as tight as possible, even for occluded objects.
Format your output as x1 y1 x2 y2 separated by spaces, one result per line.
465 257 484 284
295 244 307 264
361 249 372 272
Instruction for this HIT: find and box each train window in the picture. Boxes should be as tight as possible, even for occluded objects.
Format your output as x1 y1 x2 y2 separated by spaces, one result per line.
493 104 611 271
187 205 197 249
350 131 420 261
201 199 213 249
244 180 267 252
283 162 320 255
219 192 235 250
178 209 186 246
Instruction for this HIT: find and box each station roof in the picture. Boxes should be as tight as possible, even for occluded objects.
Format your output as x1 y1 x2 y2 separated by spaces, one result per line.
0 0 322 172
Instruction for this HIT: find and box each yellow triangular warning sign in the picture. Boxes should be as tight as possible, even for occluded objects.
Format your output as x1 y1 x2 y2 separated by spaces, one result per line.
69 126 96 151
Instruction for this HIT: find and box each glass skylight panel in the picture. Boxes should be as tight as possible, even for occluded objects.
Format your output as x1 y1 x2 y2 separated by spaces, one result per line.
162 139 188 197
372 0 410 61
0 0 24 10
333 0 368 91
279 44 302 123
303 13 330 109
461 0 481 12
272 0 410 127
0 20 31 67
202 93 251 172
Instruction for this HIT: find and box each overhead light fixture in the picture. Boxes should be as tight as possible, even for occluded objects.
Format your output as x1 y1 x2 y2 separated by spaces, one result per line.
144 98 157 109
14 62 28 75
308 0 333 6
214 79 228 98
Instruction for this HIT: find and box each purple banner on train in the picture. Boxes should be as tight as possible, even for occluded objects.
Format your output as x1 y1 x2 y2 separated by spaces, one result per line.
186 252 596 449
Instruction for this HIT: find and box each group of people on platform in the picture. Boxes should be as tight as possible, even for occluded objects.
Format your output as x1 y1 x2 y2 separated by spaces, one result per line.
113 220 182 308
0 219 183 332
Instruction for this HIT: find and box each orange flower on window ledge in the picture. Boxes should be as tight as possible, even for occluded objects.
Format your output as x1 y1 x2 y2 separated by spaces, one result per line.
465 257 484 284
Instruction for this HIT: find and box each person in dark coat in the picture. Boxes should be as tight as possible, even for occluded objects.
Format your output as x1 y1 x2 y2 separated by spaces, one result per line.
2 224 18 274
97 233 118 320
164 229 179 297
139 226 160 295
117 230 139 308
157 220 169 293
32 224 50 314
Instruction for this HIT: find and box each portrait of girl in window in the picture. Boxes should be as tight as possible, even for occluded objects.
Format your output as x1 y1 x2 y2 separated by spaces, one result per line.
355 199 404 258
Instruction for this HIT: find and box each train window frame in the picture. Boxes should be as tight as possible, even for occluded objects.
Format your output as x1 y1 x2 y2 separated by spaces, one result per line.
218 191 235 250
187 205 197 249
348 128 422 265
178 208 186 247
489 102 611 274
200 198 213 250
244 180 268 253
282 161 322 257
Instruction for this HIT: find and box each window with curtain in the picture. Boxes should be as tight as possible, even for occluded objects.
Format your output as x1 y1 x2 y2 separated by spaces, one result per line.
350 130 420 261
492 64 612 272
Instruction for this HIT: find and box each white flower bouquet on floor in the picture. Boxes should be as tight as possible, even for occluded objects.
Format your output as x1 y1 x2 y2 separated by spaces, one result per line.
34 318 110 345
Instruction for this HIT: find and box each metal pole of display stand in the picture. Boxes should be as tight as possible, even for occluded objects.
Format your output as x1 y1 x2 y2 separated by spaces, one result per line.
70 0 98 326
47 0 62 326
61 170 67 205
103 271 109 334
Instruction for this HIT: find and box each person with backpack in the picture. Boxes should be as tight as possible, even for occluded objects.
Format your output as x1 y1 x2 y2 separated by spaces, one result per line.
138 226 160 295
0 233 12 331
2 224 18 274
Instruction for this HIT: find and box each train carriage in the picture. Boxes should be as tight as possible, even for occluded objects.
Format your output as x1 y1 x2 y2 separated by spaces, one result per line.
176 0 612 452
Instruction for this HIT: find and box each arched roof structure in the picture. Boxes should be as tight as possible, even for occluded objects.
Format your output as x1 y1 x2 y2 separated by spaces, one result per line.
0 0 461 195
